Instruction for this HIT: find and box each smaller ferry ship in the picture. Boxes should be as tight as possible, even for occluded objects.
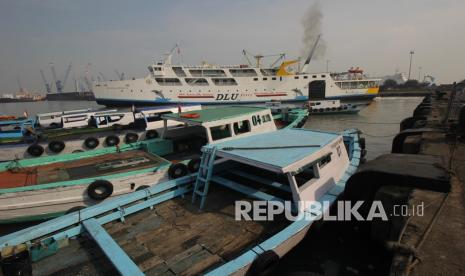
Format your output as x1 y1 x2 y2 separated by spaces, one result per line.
93 44 381 107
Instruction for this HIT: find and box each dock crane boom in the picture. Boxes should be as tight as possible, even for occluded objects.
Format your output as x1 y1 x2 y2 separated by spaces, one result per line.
61 63 72 92
50 63 59 93
40 69 52 94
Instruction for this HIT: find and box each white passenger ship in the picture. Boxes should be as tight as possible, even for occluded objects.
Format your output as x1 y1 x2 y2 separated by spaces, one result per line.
94 47 380 106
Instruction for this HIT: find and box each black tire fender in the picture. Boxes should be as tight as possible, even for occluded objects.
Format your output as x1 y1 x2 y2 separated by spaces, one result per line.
168 163 188 179
187 156 202 173
145 130 159 140
248 250 279 275
125 132 139 144
48 140 65 153
84 137 99 149
87 180 113 200
27 144 44 157
105 135 120 147
0 249 32 276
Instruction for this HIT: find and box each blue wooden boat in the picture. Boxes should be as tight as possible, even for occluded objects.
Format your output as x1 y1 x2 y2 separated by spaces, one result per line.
0 128 361 275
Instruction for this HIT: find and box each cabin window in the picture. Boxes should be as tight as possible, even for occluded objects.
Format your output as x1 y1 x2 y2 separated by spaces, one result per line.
294 76 299 79
172 67 187 77
185 78 209 86
155 78 182 86
108 115 124 123
233 120 251 135
272 77 276 80
318 154 332 169
312 75 317 78
304 76 308 79
189 69 226 77
253 78 258 81
64 115 87 123
321 75 326 78
293 166 315 187
230 69 257 77
263 77 268 81
210 124 232 141
212 78 238 86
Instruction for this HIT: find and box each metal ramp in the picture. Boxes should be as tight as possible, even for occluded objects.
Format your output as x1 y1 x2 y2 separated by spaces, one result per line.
192 147 217 209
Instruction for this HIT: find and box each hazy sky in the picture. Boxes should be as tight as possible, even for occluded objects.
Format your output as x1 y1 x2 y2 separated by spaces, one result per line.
1 0 464 94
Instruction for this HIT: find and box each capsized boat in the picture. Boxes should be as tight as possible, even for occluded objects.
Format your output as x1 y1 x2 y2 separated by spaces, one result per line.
0 128 362 275
0 106 308 223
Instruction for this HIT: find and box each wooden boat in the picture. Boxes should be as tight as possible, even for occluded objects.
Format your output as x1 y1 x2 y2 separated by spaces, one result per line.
0 106 308 223
0 105 201 161
0 128 362 275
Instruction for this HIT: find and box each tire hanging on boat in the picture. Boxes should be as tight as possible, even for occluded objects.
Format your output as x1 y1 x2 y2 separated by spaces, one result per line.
125 132 139 144
145 130 158 140
105 135 120 147
249 250 280 275
48 140 65 153
84 137 99 149
87 180 113 200
27 144 44 157
187 156 202 173
168 163 188 179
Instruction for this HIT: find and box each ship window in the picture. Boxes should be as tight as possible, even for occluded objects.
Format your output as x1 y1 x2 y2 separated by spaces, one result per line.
210 124 232 141
294 76 299 79
233 120 251 135
185 78 209 86
312 75 317 78
253 78 258 81
321 75 326 77
230 69 257 77
212 78 238 86
304 76 308 79
263 78 268 81
155 78 182 86
189 69 226 77
172 67 187 77
260 69 279 76
272 77 276 80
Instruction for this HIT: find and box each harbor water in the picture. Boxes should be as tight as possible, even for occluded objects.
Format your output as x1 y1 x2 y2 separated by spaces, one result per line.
0 97 422 162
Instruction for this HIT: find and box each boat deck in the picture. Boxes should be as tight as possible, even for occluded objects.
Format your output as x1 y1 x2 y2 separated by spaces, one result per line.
0 150 167 189
33 184 290 275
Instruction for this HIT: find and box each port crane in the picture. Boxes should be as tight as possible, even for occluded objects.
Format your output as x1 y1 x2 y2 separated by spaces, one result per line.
49 63 72 93
40 70 52 94
115 70 125 80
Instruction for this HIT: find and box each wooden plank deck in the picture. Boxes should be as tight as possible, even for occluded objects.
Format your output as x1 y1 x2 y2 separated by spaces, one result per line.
33 185 289 275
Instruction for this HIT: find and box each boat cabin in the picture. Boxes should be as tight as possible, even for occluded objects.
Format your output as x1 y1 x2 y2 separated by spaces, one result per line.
89 111 135 129
0 118 36 140
133 104 201 130
37 109 118 129
160 106 277 146
200 128 351 212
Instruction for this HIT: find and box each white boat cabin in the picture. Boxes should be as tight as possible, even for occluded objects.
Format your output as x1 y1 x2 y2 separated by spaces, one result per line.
160 106 277 145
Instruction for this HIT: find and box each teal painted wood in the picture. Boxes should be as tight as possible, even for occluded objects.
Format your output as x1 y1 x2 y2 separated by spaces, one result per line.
192 146 217 209
229 169 291 192
0 175 195 250
211 175 285 202
206 129 361 275
207 128 339 170
82 218 144 276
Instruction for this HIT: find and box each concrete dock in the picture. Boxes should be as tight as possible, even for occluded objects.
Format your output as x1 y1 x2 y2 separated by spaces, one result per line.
274 84 465 275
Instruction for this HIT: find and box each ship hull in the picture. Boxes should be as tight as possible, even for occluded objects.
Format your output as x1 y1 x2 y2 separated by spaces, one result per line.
46 92 95 101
